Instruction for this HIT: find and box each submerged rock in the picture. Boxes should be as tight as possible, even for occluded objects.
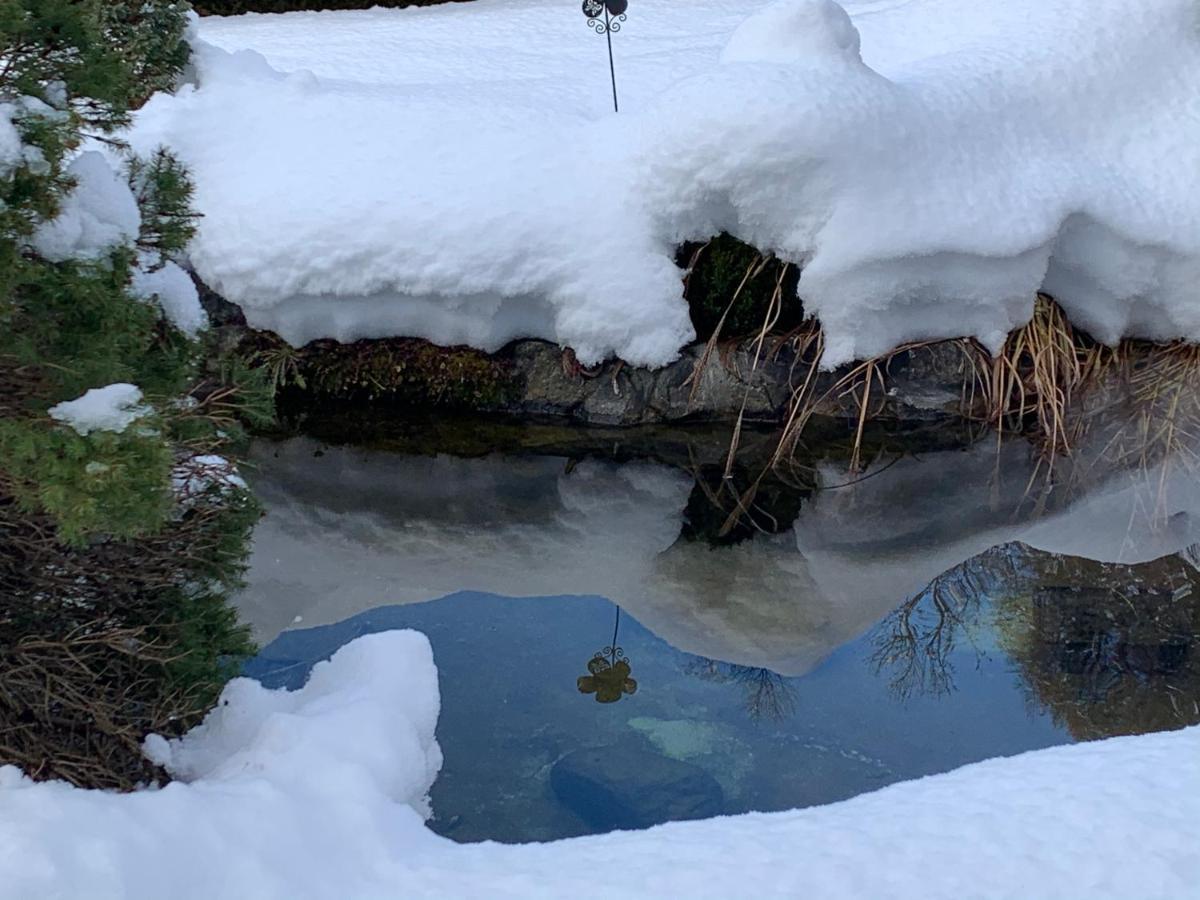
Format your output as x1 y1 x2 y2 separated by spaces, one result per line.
550 743 724 831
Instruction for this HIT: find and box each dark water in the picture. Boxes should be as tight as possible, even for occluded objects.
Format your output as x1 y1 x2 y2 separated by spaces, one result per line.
238 425 1200 843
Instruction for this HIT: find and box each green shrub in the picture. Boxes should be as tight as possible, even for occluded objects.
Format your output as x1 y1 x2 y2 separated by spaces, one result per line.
194 0 470 14
0 0 266 788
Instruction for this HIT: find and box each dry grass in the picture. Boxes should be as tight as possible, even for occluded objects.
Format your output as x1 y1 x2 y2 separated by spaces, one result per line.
690 288 1200 535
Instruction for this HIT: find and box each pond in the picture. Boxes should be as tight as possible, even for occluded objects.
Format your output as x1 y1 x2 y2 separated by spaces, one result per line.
236 418 1200 844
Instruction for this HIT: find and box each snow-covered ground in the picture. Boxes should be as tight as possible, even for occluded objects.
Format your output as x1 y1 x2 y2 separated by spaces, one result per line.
131 0 1200 366
0 630 1196 899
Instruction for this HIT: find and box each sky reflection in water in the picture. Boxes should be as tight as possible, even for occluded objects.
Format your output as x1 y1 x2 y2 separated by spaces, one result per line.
245 544 1199 843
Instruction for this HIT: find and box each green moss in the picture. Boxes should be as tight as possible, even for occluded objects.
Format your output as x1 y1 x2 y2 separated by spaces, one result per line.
243 332 517 409
679 233 803 341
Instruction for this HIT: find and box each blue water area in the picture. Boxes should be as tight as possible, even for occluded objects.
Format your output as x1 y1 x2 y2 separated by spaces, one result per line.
244 589 1068 844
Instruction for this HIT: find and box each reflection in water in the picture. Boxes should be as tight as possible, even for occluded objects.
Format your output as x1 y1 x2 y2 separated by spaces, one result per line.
685 659 796 722
237 420 1200 842
870 567 989 700
577 655 637 703
578 608 638 704
998 563 1200 740
244 541 1200 843
870 542 1200 739
240 434 1200 678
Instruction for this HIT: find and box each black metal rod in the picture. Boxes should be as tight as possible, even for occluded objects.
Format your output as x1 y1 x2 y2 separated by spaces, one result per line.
603 7 619 112
610 606 621 662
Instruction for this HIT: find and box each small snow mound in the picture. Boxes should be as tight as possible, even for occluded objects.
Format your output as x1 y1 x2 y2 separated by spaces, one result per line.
31 151 140 262
48 383 150 436
132 257 208 338
0 105 21 178
721 0 862 65
150 630 443 813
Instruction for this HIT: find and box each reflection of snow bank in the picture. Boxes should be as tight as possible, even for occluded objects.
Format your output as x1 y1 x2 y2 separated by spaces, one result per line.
241 440 878 674
240 441 691 638
2 629 1197 898
132 0 1200 366
242 439 1200 676
796 444 1200 611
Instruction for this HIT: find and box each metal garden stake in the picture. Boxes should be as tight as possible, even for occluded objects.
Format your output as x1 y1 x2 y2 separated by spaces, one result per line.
582 0 628 113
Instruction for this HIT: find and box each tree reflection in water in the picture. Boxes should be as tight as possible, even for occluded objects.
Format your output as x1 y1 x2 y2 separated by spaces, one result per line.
686 659 797 722
870 542 1200 739
869 576 989 700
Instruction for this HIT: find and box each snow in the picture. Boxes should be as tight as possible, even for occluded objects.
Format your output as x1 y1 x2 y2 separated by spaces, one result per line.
0 98 66 182
31 150 140 262
171 453 248 507
0 628 1196 899
47 383 150 436
129 0 1200 367
131 255 208 337
0 105 21 178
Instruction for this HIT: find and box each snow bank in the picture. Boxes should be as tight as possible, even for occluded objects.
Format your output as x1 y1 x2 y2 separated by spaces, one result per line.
130 0 1200 366
0 631 444 900
31 150 140 263
48 383 150 435
0 629 1196 899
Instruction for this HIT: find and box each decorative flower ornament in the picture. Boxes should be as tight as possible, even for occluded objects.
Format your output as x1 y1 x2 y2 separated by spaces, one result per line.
577 651 638 703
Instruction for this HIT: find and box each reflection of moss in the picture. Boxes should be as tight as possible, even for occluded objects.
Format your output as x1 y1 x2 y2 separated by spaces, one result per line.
241 331 516 408
680 465 809 546
678 234 803 341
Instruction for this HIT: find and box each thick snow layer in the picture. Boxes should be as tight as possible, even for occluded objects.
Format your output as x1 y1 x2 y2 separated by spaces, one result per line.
131 256 208 337
31 151 140 262
0 629 1196 899
130 0 1200 366
47 383 150 436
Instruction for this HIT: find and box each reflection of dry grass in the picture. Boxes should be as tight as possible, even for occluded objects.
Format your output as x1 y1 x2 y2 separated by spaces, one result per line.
696 287 1200 539
1083 341 1200 521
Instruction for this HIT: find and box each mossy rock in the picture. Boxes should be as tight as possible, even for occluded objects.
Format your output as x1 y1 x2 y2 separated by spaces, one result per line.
243 331 517 409
679 234 804 341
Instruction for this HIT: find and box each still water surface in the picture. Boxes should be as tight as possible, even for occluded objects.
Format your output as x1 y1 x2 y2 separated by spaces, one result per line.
238 425 1200 843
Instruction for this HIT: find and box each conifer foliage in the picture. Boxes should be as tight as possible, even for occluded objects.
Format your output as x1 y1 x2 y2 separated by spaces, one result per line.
0 1 269 788
194 0 466 14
